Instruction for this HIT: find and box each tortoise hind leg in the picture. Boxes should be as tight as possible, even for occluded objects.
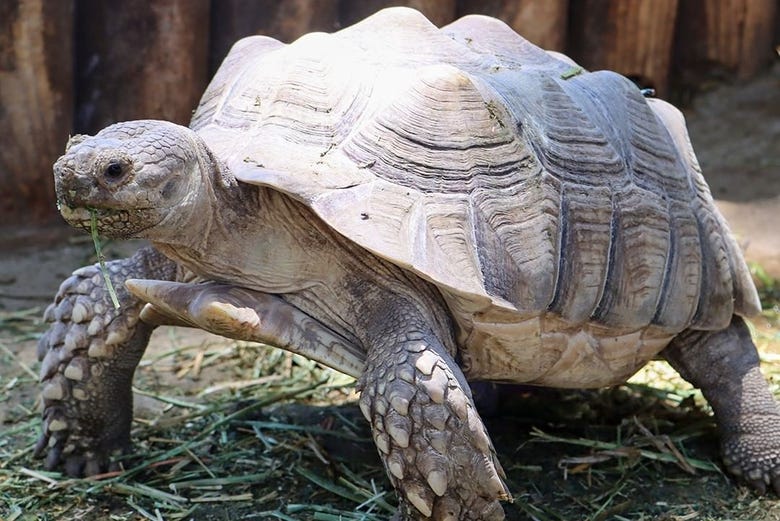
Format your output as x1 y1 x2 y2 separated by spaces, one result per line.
662 316 780 494
35 246 179 476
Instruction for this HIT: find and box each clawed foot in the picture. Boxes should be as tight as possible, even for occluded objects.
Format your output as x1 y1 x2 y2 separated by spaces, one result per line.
35 262 154 476
359 333 510 520
721 412 780 495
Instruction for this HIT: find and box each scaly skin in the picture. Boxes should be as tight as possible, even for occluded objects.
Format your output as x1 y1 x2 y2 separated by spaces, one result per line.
35 246 179 476
663 316 780 494
357 310 511 520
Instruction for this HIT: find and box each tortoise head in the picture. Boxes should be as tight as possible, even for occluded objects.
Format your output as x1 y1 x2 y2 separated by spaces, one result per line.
54 120 213 240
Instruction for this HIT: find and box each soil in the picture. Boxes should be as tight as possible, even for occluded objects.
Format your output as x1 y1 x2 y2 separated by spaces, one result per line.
0 63 778 520
685 62 780 278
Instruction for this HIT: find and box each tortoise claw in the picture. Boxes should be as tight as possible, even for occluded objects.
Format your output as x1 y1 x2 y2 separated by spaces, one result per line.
84 456 103 477
721 421 780 496
748 477 767 495
44 442 63 471
33 430 50 459
65 454 85 477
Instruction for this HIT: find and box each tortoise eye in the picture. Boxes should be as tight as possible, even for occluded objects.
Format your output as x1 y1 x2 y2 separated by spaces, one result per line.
104 161 124 180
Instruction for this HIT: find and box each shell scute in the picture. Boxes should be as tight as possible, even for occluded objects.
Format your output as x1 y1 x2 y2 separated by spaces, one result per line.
342 64 533 195
471 173 561 313
591 186 671 328
547 185 612 324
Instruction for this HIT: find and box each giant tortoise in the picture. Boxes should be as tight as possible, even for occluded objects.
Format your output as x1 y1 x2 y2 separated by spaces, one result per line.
38 8 779 520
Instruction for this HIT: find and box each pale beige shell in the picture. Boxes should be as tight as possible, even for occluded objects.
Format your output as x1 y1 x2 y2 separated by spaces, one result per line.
190 8 760 386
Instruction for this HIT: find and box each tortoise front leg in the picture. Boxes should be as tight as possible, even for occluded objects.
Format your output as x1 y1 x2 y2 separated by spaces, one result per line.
358 320 510 520
123 279 367 378
35 246 179 476
663 316 780 494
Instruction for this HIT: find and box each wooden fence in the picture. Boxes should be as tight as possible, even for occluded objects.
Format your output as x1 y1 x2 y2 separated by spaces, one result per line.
1 0 777 223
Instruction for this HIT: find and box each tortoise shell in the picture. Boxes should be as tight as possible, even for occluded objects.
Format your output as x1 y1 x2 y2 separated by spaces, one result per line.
190 8 759 387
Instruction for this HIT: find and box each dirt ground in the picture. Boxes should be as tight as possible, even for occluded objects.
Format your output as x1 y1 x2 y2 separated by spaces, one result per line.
0 64 778 520
686 62 780 279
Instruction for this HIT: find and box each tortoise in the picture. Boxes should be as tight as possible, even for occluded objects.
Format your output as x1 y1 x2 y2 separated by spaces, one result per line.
37 7 779 520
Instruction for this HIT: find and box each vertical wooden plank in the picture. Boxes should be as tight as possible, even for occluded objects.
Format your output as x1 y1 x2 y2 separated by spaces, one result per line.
75 0 210 134
339 0 457 28
210 0 340 74
674 0 778 84
0 0 74 223
457 0 569 51
568 0 679 96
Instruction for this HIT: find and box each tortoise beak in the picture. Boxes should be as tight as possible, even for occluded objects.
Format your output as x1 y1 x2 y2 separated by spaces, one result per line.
53 154 103 211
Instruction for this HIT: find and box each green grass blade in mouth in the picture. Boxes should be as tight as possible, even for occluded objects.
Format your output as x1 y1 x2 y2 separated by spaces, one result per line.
90 209 121 310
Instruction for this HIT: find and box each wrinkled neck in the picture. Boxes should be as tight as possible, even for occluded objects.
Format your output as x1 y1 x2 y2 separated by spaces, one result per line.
151 142 255 254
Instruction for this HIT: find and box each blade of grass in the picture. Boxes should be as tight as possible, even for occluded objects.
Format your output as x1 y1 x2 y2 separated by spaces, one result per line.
259 511 300 521
132 386 206 410
18 466 61 485
294 466 365 504
334 465 395 513
126 496 164 521
530 427 719 472
0 341 38 380
169 471 274 490
90 209 120 310
286 503 386 520
189 493 254 502
110 481 188 504
242 420 366 442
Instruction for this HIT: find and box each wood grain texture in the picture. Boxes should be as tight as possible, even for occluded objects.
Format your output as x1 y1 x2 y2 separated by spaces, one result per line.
457 0 568 51
673 0 778 85
189 8 760 384
568 0 679 96
340 0 456 27
75 0 210 133
209 0 339 74
0 0 73 222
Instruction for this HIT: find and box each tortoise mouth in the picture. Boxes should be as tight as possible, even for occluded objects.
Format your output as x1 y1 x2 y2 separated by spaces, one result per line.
58 203 157 239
